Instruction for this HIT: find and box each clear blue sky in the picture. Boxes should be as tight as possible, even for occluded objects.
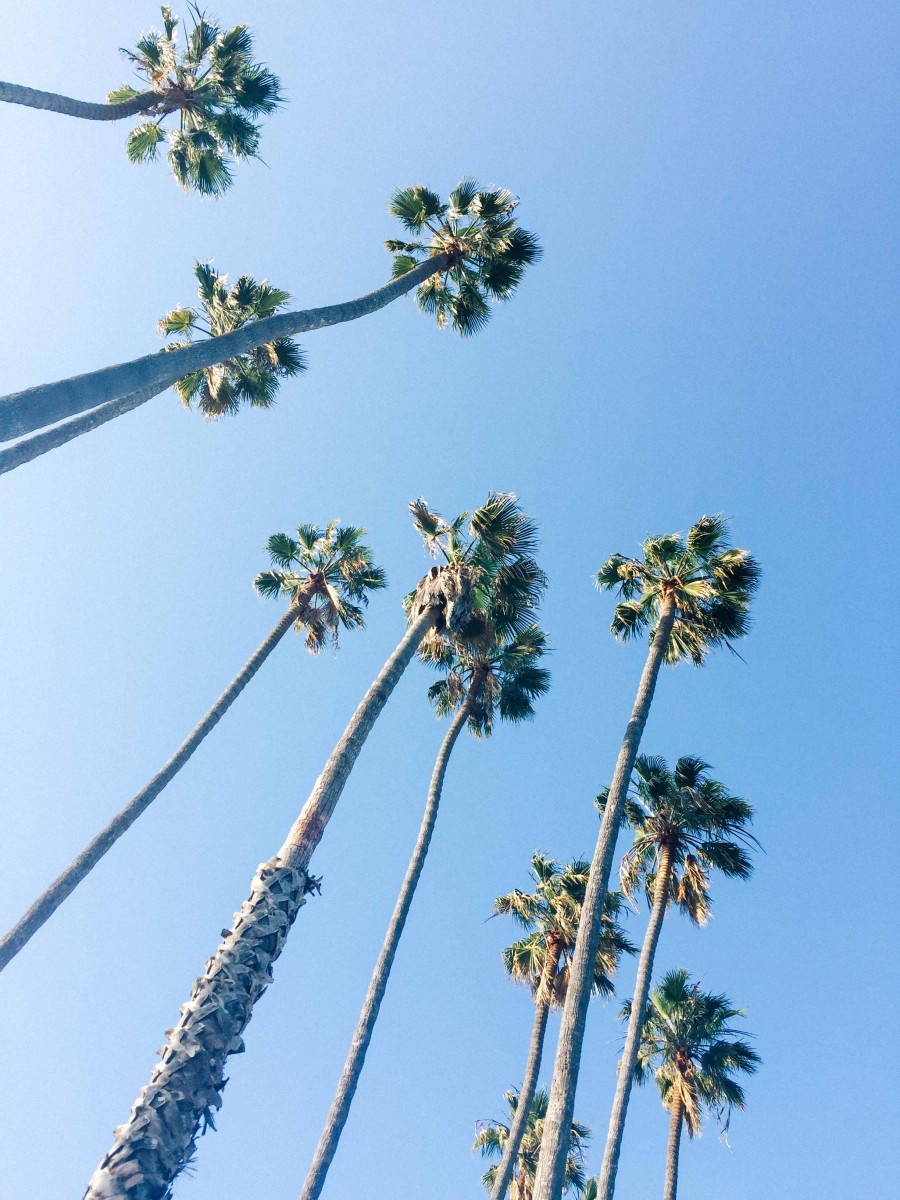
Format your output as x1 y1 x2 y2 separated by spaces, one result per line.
1 2 897 1197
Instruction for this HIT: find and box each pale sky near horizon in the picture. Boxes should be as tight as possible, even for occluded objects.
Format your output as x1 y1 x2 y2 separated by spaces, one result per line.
1 3 898 1198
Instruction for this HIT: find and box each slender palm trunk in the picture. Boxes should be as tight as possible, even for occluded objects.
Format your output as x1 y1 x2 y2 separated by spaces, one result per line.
300 680 480 1200
0 256 448 446
0 80 158 120
531 597 678 1200
597 845 674 1200
0 602 304 974
84 604 441 1200
663 1098 683 1200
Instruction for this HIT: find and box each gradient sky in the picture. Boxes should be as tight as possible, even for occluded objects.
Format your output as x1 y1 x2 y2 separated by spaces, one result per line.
1 2 898 1198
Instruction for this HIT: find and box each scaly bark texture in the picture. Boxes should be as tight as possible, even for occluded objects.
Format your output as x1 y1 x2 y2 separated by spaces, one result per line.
597 845 674 1200
300 680 480 1200
84 569 469 1199
489 994 553 1200
0 80 158 120
532 597 678 1200
663 1097 683 1200
0 256 448 443
0 603 303 974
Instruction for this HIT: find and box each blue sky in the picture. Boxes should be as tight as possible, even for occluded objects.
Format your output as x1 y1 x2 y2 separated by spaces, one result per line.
1 2 897 1197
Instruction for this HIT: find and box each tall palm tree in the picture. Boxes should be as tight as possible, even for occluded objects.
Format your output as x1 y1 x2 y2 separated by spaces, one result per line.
0 6 282 194
0 522 384 975
489 858 635 1200
532 516 760 1200
596 756 756 1199
84 492 540 1200
300 616 550 1200
631 969 760 1200
0 181 540 462
476 1088 590 1200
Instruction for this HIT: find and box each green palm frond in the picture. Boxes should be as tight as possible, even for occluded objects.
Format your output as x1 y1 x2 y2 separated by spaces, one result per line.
474 1087 589 1198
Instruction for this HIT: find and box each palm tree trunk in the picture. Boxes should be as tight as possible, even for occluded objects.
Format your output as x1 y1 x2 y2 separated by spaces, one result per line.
0 256 449 445
531 596 678 1200
663 1097 684 1200
0 602 305 974
0 80 159 120
84 605 441 1200
489 999 552 1200
597 845 674 1200
299 679 480 1200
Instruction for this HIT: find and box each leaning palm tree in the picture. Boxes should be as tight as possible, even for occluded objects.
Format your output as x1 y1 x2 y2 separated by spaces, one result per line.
0 6 282 194
84 492 541 1199
0 522 384 975
300 617 550 1200
631 969 760 1200
489 858 635 1200
476 1088 590 1200
595 756 757 1199
0 181 540 466
532 516 760 1200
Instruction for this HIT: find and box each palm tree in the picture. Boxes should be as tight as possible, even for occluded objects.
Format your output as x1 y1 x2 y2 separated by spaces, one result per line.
631 969 760 1200
0 522 384 975
84 492 541 1199
595 756 757 1199
476 1088 590 1200
489 858 635 1200
531 515 760 1200
300 615 550 1200
0 181 540 463
0 6 282 194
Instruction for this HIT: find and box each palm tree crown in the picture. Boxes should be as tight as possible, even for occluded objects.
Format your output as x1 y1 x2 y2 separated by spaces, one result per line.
497 856 636 1005
158 261 305 416
109 5 283 194
475 1088 590 1200
387 179 542 335
594 515 761 664
254 522 387 652
632 969 761 1138
598 755 757 923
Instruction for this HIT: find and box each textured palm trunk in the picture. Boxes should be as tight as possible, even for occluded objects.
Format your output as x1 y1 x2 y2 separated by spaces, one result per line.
597 845 674 1200
663 1097 683 1200
531 596 678 1200
0 256 448 445
84 575 464 1199
0 80 158 120
0 602 305 975
489 1001 551 1200
299 679 480 1200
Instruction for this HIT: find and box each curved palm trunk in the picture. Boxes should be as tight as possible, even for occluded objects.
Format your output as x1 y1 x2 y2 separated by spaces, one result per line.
0 256 448 446
0 602 304 974
0 80 158 120
663 1097 684 1200
84 605 440 1200
532 597 678 1200
597 846 674 1200
489 998 552 1200
299 681 479 1200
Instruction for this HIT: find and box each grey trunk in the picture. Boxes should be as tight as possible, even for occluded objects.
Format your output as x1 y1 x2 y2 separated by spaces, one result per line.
0 257 448 444
83 605 440 1200
531 597 678 1200
597 846 674 1200
663 1098 683 1200
299 683 478 1200
489 1001 551 1200
0 603 302 974
0 80 159 120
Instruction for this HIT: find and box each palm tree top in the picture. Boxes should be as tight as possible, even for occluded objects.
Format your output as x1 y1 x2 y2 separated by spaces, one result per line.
596 754 758 923
110 5 283 194
158 261 305 417
631 968 761 1137
594 514 761 665
474 1087 590 1198
254 521 386 652
386 179 542 336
